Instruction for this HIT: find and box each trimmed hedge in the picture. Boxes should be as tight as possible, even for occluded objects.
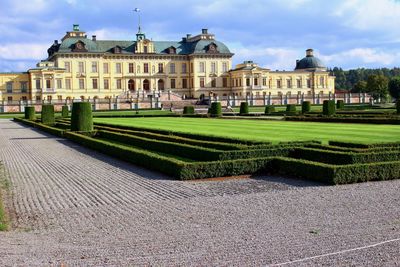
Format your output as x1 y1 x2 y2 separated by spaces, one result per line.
291 147 400 165
14 118 65 137
336 100 345 109
265 105 275 114
272 157 400 184
24 107 35 120
183 106 195 115
397 100 400 114
61 105 69 118
240 102 249 115
286 104 296 112
41 104 55 125
329 140 400 149
210 102 222 117
301 101 311 114
323 100 336 116
71 102 93 132
285 116 400 124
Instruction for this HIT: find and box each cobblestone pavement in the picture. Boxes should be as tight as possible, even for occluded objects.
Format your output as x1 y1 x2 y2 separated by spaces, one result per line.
0 119 399 266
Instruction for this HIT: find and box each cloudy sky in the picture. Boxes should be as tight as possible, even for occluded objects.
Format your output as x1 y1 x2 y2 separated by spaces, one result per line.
1 0 400 72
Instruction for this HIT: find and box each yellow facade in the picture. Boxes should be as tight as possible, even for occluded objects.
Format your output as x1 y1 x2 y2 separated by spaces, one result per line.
0 26 334 101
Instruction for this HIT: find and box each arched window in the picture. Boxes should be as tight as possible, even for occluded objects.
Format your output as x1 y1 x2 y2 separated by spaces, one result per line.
143 79 150 91
158 79 164 91
128 79 135 90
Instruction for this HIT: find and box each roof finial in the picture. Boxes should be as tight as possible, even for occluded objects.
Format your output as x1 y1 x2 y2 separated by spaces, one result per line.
134 8 141 33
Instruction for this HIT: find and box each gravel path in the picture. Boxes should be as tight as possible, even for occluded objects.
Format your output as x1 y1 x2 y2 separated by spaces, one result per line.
0 119 399 266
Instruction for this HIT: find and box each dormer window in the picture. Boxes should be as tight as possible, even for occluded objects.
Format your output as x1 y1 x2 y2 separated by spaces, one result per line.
113 46 122 54
72 41 87 52
167 46 176 54
207 43 218 53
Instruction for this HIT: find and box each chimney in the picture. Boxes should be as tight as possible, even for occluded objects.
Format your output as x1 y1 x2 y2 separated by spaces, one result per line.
92 35 97 41
186 34 192 39
54 40 59 45
182 37 187 42
202 28 208 34
306 49 314 57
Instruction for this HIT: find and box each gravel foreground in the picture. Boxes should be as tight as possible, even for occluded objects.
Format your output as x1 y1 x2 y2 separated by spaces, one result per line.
0 119 399 266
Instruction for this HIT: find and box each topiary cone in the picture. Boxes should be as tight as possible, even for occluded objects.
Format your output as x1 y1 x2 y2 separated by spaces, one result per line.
61 105 69 118
71 102 93 132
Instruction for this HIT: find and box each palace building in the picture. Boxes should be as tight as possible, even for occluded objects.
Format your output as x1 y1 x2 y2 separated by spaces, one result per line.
0 24 335 102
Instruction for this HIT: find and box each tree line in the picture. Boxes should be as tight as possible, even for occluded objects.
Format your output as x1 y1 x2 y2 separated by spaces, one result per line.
329 67 400 100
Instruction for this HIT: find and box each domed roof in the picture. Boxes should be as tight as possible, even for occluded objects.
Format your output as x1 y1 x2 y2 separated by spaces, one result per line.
295 49 326 71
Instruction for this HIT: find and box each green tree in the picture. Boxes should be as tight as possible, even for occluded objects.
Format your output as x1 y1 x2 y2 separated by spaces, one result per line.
352 80 367 93
366 74 389 100
388 77 400 100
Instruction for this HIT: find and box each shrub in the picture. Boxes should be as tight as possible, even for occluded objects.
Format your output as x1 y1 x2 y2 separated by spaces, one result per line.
24 106 35 120
264 105 275 114
209 102 222 117
239 102 249 115
71 102 93 132
397 100 400 114
61 105 69 118
322 100 336 116
286 104 296 112
301 101 311 114
41 104 55 125
336 100 345 109
183 106 195 115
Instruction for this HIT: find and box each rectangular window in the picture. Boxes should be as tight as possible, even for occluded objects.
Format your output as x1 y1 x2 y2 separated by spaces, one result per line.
20 82 28 93
190 63 193 73
103 63 109 74
222 62 228 73
129 63 134 73
158 63 164 73
262 78 267 86
64 62 71 72
7 96 12 102
46 80 51 89
307 79 311 88
239 79 242 87
144 46 148 53
181 63 187 74
254 78 258 86
223 77 227 87
36 96 41 101
91 62 98 73
21 96 27 101
104 79 110 89
56 79 62 89
200 77 205 88
79 79 85 89
170 63 175 74
6 82 13 93
277 80 282 88
211 78 216 87
65 79 71 90
170 78 176 89
116 79 122 89
92 79 98 89
320 77 324 87
78 62 85 73
211 62 216 73
297 79 302 88
182 78 188 89
144 63 149 73
116 63 122 74
199 62 205 73
35 79 41 90
246 78 250 86
287 79 292 88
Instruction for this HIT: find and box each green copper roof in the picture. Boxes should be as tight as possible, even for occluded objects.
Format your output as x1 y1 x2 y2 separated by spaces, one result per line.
50 37 232 56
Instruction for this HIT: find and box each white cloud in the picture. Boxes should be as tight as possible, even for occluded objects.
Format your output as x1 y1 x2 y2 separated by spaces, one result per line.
0 43 48 60
321 48 400 67
8 0 50 14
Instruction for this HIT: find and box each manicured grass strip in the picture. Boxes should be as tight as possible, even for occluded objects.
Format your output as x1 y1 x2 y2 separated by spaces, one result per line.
93 117 400 144
94 120 270 145
0 163 9 231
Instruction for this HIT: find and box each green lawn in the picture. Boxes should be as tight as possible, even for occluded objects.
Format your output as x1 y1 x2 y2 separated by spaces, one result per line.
93 117 400 144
